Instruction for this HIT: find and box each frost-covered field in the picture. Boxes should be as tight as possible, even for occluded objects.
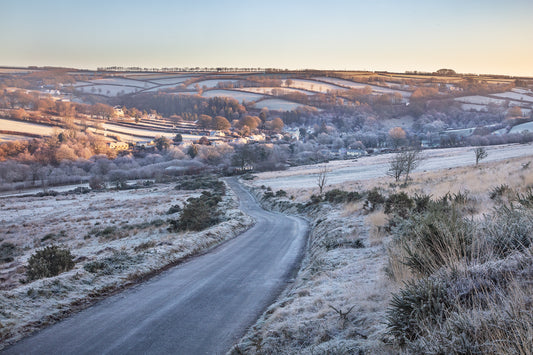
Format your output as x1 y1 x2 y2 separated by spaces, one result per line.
0 118 57 137
187 79 238 90
148 76 193 85
99 123 205 142
461 103 489 111
88 78 152 88
76 85 142 96
509 121 533 134
283 79 343 93
235 87 312 95
0 134 29 142
201 89 264 102
491 91 533 103
455 95 508 106
141 84 186 92
253 143 533 191
315 77 412 97
253 99 306 111
0 182 253 347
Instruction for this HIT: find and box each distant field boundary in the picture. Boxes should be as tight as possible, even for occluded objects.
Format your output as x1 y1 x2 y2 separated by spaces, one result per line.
0 130 43 138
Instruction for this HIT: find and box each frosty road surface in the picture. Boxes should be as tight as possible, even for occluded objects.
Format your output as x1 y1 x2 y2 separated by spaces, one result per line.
4 179 308 355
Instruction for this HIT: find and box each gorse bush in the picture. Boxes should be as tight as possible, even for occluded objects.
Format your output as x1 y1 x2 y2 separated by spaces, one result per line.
387 277 452 345
393 206 475 276
26 245 75 281
386 188 533 353
324 189 362 204
364 188 385 211
175 175 225 195
384 192 414 218
168 191 222 232
483 204 533 257
84 251 138 275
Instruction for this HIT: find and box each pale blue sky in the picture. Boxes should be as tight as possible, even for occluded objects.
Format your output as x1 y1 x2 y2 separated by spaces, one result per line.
1 0 532 76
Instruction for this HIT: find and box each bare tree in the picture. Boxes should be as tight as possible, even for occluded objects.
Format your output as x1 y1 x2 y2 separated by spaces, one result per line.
387 154 405 182
475 147 488 165
388 148 422 184
317 165 329 195
402 148 422 184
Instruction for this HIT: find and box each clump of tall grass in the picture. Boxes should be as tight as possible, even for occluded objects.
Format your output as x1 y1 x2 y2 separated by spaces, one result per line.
385 187 533 353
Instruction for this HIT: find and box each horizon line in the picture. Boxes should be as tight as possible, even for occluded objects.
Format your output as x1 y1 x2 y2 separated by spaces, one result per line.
1 65 532 79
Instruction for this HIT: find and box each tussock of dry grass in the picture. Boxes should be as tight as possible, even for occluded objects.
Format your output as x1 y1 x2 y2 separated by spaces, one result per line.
365 210 388 246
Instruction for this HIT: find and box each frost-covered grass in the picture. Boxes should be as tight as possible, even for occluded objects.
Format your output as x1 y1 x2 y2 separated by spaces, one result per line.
455 95 508 106
141 84 186 92
99 122 206 142
253 99 305 112
461 103 489 111
201 89 264 102
315 77 412 97
187 79 238 90
252 143 533 191
235 87 312 96
148 76 194 85
0 134 31 142
283 79 344 93
235 150 533 354
509 121 533 134
232 189 392 354
75 85 141 96
0 182 254 347
0 118 57 137
87 78 153 88
491 91 533 103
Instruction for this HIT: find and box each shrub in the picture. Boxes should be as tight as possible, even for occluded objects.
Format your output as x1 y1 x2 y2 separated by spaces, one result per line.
321 237 364 251
387 277 452 345
166 204 182 215
309 194 322 204
26 246 75 281
392 206 475 276
175 175 225 195
484 205 533 257
84 251 137 275
168 191 221 232
275 189 287 197
516 187 533 208
384 192 414 218
324 189 362 204
89 175 105 190
365 188 385 211
262 191 275 199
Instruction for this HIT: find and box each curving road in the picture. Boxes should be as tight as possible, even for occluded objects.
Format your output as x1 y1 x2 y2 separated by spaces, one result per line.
4 178 308 355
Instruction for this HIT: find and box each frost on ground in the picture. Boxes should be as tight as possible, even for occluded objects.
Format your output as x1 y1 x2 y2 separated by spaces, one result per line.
0 182 253 348
233 149 533 354
231 187 394 354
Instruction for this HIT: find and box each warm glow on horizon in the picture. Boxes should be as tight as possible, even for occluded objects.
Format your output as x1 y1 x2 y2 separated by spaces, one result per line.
1 0 532 77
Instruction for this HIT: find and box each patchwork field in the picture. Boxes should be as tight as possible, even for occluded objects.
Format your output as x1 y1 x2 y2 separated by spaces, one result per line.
0 118 57 137
253 98 307 112
201 89 264 102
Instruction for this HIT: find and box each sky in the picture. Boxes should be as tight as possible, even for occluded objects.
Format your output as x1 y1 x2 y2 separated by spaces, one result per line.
1 0 532 76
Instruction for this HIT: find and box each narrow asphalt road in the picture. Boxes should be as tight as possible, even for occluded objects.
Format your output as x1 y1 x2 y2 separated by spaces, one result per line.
4 178 308 355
